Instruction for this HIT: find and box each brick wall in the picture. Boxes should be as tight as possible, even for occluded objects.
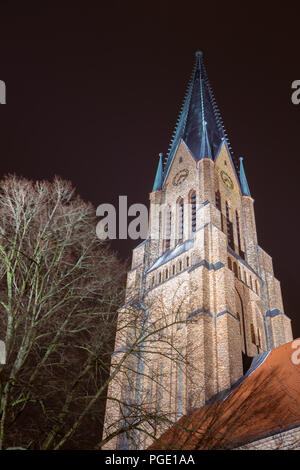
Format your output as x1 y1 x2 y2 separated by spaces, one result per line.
236 425 300 450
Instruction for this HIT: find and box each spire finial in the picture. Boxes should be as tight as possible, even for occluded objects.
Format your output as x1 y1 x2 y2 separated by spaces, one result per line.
195 50 203 58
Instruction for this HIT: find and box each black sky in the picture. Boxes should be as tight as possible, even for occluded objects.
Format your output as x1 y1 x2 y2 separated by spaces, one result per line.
0 2 299 337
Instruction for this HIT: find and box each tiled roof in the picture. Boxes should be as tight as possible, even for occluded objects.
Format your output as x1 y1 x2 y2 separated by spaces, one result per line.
148 339 300 450
147 239 194 273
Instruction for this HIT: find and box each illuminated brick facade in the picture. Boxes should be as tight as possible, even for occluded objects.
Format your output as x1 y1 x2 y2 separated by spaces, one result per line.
103 52 293 450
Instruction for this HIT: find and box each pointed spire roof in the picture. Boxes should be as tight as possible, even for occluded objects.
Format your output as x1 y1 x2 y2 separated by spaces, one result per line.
152 153 163 191
162 51 231 182
239 157 251 196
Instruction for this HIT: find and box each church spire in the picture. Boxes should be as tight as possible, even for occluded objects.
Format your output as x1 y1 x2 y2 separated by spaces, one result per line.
152 153 163 191
239 157 251 197
162 51 231 182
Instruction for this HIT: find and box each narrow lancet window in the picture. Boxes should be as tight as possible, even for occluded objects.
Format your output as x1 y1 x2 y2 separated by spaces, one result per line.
190 191 197 233
226 202 234 249
250 323 256 344
215 190 224 231
178 198 184 243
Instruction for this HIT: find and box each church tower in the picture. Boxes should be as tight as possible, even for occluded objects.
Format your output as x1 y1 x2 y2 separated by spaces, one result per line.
103 51 293 450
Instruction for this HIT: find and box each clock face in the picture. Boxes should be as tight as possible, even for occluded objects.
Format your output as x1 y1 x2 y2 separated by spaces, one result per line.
221 170 234 190
173 169 189 186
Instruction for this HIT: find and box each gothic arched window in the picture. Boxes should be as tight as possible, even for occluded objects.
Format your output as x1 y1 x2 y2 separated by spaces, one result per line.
216 190 223 232
226 202 234 249
236 210 242 254
190 191 197 233
228 257 232 270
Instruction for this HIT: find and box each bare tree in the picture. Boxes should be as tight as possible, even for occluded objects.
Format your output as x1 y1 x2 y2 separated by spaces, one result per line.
0 174 126 450
0 174 200 451
0 174 216 450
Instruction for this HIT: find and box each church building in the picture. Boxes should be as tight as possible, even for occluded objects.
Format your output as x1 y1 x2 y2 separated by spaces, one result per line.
103 51 293 450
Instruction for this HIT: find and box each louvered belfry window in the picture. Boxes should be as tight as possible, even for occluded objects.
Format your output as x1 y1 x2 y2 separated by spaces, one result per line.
226 201 234 249
190 191 197 233
216 190 224 232
236 210 242 254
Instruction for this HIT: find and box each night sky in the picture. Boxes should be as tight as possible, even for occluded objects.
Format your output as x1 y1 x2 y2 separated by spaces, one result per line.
0 3 299 337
